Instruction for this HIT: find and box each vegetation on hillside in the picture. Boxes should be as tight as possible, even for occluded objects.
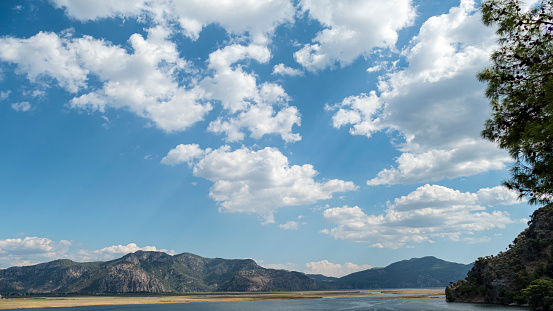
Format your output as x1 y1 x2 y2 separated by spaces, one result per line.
447 204 553 309
334 256 471 289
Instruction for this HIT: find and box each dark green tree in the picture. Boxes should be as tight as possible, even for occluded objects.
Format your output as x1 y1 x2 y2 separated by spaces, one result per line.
479 0 553 204
522 278 553 310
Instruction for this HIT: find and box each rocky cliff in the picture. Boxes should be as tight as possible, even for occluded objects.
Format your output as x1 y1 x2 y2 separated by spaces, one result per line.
0 251 315 294
446 204 553 305
219 269 316 292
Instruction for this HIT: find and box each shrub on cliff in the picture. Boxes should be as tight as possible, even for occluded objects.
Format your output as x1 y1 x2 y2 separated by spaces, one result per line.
522 278 553 311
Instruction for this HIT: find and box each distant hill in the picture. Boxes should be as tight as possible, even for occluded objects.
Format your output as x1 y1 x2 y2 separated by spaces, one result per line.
306 274 338 282
0 251 315 294
329 256 472 289
0 251 471 294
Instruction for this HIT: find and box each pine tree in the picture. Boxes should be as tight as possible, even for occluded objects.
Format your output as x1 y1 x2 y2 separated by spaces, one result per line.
479 0 553 204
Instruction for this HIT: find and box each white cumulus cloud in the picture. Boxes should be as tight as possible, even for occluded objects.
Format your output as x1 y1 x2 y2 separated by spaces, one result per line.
295 0 415 71
161 144 210 166
0 31 300 143
477 186 522 206
322 184 517 248
51 0 295 43
202 44 302 142
272 63 303 76
162 144 358 223
0 237 72 268
50 0 147 21
329 0 510 185
367 141 510 185
0 31 89 93
75 243 173 262
305 260 372 277
1 2 302 144
0 238 176 268
69 26 212 132
0 27 212 133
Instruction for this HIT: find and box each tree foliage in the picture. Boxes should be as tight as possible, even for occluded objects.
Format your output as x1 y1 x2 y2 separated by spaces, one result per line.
479 0 553 204
522 277 553 310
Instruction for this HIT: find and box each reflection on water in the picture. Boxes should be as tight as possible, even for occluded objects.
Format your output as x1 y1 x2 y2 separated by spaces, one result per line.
363 290 426 296
2 297 530 311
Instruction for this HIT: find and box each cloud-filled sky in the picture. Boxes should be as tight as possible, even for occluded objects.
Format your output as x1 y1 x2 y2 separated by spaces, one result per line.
0 0 537 277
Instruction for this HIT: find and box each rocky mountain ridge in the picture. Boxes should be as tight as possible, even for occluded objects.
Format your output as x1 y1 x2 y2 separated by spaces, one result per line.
0 251 315 293
0 252 471 294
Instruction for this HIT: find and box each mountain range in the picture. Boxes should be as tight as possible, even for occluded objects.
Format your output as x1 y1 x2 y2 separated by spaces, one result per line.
0 251 471 294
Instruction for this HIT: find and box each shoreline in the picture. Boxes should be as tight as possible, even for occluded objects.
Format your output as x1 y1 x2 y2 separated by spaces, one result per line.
0 289 445 310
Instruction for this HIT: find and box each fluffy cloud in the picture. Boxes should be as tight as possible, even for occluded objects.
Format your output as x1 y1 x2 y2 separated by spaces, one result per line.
69 26 211 132
162 144 358 223
330 92 383 137
0 238 175 268
367 141 510 185
391 184 478 212
295 0 415 71
75 243 172 261
279 221 299 230
160 144 210 166
202 44 301 142
202 44 271 113
11 101 31 112
329 0 510 185
0 31 88 93
304 260 372 277
50 0 147 21
477 186 522 206
272 63 303 76
0 237 71 268
2 1 301 143
168 0 295 42
0 27 212 133
0 31 299 142
51 0 295 42
322 184 518 248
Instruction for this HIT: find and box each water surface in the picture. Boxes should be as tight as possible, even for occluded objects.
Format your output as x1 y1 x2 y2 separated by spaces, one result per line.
3 297 529 311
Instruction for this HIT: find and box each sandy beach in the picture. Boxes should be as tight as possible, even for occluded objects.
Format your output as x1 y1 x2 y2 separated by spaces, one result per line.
0 289 445 310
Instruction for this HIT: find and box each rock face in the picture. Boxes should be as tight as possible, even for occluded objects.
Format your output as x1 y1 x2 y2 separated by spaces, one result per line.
0 251 315 294
446 204 553 305
220 269 316 292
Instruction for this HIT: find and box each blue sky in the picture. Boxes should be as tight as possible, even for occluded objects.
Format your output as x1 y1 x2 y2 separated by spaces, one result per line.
0 0 538 277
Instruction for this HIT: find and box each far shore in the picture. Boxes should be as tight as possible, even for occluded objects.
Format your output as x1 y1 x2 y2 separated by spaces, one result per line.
0 289 445 310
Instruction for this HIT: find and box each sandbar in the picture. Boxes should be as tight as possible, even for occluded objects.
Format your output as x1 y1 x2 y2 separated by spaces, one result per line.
0 289 445 310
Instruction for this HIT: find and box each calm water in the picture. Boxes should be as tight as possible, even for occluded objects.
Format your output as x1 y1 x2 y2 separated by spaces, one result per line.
3 297 530 311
